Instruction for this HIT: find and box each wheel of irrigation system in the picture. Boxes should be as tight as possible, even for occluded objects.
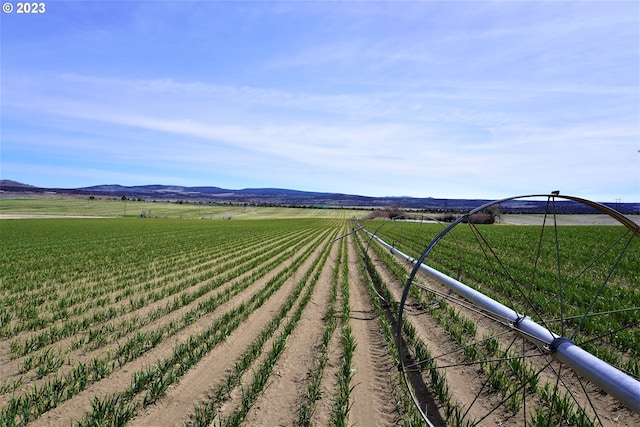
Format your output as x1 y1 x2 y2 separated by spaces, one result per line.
387 194 639 426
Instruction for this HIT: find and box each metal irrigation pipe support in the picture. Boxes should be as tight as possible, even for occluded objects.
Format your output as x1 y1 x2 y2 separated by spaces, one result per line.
363 229 640 414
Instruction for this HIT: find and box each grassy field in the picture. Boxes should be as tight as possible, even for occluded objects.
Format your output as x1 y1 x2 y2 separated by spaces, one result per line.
0 197 365 220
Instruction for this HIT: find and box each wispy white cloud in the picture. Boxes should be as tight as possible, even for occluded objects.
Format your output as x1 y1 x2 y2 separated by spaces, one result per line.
2 1 637 200
5 68 638 198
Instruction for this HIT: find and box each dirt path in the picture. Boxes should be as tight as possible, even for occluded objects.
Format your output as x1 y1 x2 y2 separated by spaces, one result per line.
347 234 399 426
131 232 334 426
30 232 327 426
364 247 508 425
241 237 338 426
130 259 305 426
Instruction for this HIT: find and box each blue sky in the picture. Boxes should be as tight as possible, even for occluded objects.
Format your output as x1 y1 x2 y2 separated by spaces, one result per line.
1 1 638 201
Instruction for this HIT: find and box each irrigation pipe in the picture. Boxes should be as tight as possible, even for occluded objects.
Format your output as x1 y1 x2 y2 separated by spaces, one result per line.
363 229 640 414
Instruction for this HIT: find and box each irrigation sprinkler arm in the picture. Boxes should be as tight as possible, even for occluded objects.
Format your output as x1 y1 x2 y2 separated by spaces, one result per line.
364 230 640 414
559 195 640 238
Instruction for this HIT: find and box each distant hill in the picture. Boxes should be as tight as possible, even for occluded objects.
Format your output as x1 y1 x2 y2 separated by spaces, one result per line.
1 180 638 214
0 180 36 188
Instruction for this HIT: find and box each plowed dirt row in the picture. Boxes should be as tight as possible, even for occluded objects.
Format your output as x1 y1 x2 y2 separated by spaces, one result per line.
28 231 328 426
240 240 338 426
129 238 329 426
379 260 511 423
2 240 282 405
346 234 398 427
1 229 307 393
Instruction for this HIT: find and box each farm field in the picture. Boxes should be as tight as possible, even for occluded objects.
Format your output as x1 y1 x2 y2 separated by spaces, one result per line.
1 206 639 425
1 216 414 426
0 197 364 220
501 213 640 226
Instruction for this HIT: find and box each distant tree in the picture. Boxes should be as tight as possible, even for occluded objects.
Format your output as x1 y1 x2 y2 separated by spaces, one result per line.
366 206 407 219
466 213 495 224
387 206 406 219
486 204 501 223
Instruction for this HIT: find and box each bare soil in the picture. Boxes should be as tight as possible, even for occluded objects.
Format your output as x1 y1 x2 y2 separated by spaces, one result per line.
501 214 640 226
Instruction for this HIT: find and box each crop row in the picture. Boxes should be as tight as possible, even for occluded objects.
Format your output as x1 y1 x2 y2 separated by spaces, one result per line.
76 224 339 426
354 229 473 425
363 220 640 366
384 239 585 423
1 224 324 400
0 218 340 425
187 224 344 427
352 229 439 425
1 220 314 335
358 220 636 425
5 225 315 357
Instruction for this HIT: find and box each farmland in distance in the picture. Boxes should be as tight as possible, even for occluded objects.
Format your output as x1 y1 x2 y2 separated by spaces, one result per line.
0 197 364 220
1 200 639 426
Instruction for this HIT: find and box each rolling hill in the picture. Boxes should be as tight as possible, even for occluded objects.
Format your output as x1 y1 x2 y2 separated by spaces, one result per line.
1 180 638 214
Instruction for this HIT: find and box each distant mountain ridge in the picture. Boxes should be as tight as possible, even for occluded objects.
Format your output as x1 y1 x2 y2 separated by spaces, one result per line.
1 180 638 214
0 180 483 210
0 180 36 188
81 184 334 197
